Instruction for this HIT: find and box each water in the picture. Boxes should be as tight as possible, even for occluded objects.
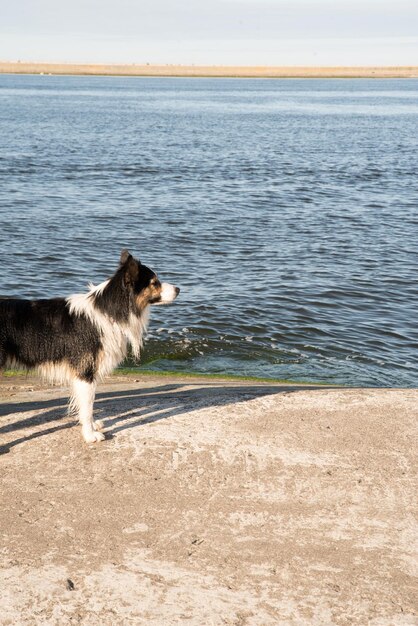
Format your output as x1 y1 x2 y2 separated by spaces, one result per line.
0 74 417 387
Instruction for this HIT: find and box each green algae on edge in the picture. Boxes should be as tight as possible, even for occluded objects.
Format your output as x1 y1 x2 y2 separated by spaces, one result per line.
2 367 331 386
113 367 330 385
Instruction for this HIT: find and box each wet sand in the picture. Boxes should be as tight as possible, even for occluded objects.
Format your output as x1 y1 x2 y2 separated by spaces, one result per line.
1 62 418 78
0 374 417 625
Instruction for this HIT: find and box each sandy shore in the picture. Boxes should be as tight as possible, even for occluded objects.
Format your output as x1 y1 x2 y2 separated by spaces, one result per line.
1 62 418 78
0 374 417 625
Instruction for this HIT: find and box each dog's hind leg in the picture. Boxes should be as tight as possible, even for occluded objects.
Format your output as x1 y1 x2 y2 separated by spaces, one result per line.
72 378 105 443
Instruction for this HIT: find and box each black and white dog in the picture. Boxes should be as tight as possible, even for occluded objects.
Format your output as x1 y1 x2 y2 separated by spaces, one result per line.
0 250 179 442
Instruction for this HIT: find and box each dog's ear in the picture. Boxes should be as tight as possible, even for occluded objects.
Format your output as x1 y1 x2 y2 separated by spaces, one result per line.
120 249 132 266
120 250 141 286
120 249 141 267
122 255 140 286
125 259 139 286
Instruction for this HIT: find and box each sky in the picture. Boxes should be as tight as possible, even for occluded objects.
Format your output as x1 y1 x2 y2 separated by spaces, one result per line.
1 0 417 66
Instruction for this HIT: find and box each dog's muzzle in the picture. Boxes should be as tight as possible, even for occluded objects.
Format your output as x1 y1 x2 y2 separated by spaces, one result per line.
156 283 180 304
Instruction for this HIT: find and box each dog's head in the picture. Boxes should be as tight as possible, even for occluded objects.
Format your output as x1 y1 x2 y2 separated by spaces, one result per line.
119 249 180 311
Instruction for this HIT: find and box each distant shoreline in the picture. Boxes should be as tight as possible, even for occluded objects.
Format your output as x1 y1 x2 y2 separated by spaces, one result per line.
1 61 418 78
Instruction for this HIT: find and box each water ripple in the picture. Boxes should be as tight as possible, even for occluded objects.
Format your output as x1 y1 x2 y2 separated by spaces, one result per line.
0 75 417 386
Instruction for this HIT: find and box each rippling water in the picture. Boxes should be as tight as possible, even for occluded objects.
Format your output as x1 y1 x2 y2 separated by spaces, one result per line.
0 74 417 386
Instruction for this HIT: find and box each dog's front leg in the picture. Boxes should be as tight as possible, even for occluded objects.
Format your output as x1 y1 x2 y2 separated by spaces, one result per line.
72 379 105 443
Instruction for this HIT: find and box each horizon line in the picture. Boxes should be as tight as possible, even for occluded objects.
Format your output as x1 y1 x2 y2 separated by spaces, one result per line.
1 61 418 79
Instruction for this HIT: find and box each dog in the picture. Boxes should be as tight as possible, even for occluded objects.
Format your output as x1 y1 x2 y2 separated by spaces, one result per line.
0 250 180 442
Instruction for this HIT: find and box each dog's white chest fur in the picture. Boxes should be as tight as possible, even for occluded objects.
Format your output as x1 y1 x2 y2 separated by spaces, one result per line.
67 281 150 379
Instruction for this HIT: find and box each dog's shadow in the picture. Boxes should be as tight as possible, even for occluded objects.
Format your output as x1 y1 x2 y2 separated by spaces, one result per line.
0 382 331 454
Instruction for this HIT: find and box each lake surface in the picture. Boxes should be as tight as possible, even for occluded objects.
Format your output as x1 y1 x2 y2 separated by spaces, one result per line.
0 74 417 386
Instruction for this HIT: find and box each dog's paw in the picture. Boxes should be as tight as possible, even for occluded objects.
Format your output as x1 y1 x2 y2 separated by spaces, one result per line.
83 429 106 443
93 419 104 432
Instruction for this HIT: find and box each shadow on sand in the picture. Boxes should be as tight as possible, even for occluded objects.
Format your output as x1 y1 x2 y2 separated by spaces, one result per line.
0 382 335 454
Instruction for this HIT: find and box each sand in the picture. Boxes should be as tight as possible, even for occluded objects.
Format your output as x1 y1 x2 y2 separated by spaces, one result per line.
1 62 418 78
0 374 417 625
